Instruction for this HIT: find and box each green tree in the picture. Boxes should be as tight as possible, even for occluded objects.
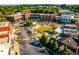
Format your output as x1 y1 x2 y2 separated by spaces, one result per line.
39 34 49 46
63 45 74 55
53 39 58 50
27 30 32 34
25 20 33 27
51 24 57 34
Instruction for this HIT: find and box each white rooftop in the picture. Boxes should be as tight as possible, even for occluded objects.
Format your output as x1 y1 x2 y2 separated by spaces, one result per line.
0 43 10 55
64 24 77 27
61 15 74 19
0 22 10 27
7 13 22 17
59 10 73 13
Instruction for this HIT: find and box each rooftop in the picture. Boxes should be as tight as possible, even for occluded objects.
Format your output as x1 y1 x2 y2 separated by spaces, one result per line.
58 37 78 49
0 43 10 55
59 10 74 13
0 22 10 27
64 24 77 27
7 13 22 17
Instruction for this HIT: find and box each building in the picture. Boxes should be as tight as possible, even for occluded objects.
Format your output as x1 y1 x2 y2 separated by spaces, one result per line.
0 22 13 55
50 37 79 53
6 13 55 22
6 13 24 23
0 22 20 55
58 37 79 54
25 13 55 21
58 37 78 49
41 14 55 21
59 10 74 15
59 10 74 24
60 15 74 24
74 13 79 18
55 16 61 22
28 13 42 21
61 24 78 36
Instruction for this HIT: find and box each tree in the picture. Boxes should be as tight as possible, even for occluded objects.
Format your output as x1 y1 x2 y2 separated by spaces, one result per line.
63 45 74 55
52 24 57 30
39 34 49 46
27 30 32 34
53 39 58 50
25 20 33 27
51 24 57 34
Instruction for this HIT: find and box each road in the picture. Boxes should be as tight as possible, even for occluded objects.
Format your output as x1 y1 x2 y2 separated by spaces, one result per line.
19 27 48 55
19 40 47 55
20 27 29 40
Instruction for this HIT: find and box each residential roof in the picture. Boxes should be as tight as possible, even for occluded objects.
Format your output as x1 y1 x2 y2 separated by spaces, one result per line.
58 37 78 49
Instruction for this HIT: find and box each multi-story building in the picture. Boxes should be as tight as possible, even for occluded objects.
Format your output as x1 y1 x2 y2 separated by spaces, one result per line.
60 15 74 24
28 13 42 21
0 22 19 55
59 10 74 15
0 22 13 55
61 24 78 36
24 13 55 21
59 10 74 24
6 13 24 23
6 13 55 22
41 14 55 21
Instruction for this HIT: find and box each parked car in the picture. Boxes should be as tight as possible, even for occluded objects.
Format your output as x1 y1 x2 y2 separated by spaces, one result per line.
19 21 25 27
32 39 40 45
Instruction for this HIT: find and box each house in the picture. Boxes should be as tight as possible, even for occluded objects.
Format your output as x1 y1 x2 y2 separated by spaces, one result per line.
49 37 79 54
58 37 78 49
58 37 79 54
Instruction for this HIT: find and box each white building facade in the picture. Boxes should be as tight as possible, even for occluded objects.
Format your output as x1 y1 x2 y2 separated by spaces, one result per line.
61 24 78 36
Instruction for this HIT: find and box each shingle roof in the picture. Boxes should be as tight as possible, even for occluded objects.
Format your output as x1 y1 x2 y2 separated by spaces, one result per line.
63 37 78 49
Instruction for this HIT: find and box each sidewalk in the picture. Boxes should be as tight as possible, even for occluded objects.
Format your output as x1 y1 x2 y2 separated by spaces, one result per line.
10 41 20 55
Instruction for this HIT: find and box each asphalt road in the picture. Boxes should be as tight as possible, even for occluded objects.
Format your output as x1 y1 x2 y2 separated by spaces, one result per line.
20 27 29 40
19 40 47 55
19 27 48 55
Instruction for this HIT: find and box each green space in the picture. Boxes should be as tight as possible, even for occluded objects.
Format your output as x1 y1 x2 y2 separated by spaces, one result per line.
25 20 33 27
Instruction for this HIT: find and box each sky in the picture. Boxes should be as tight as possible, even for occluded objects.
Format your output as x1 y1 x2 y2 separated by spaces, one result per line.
0 0 79 5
